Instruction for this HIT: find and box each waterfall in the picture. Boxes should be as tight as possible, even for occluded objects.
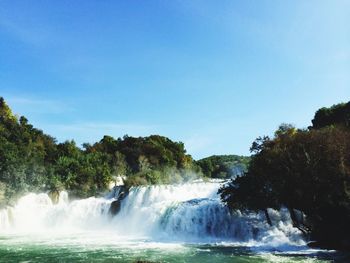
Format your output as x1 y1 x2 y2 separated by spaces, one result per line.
0 192 113 233
0 181 304 246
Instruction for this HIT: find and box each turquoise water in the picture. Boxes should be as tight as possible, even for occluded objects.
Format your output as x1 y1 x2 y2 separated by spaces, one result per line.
0 233 347 263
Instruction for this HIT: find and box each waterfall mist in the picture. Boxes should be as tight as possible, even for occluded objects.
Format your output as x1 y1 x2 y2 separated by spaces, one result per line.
0 181 304 248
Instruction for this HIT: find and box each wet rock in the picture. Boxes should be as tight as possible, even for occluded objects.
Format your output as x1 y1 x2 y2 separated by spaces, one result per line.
109 199 121 216
108 186 129 217
48 189 60 204
308 240 350 251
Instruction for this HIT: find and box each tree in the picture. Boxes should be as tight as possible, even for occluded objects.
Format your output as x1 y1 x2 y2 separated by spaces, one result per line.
220 123 350 249
197 155 251 179
311 101 350 129
0 96 203 203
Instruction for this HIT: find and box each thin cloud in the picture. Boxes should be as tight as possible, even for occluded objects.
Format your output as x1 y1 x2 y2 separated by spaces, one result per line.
5 96 73 114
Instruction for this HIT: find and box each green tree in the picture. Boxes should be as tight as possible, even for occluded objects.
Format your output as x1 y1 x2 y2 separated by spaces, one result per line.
220 123 350 249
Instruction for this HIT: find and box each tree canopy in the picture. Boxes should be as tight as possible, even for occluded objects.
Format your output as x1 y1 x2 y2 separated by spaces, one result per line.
220 102 350 249
196 155 250 179
311 101 350 129
0 97 203 204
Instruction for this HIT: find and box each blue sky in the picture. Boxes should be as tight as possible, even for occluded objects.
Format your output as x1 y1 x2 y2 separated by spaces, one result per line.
0 1 349 159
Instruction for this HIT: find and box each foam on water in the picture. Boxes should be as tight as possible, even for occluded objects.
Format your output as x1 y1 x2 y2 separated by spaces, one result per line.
0 181 305 248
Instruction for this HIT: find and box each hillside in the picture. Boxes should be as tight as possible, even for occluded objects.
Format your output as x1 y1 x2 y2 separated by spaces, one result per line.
197 155 251 179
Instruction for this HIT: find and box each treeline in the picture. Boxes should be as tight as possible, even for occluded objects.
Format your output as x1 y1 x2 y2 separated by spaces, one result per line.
220 101 350 250
196 155 250 179
0 97 202 203
0 97 249 205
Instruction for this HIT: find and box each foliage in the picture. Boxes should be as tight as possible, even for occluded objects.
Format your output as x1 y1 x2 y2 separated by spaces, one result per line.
220 108 350 249
311 101 350 129
196 155 250 179
0 97 202 204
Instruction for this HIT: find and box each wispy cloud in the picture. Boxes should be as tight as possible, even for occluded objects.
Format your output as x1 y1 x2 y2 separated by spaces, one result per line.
5 96 73 114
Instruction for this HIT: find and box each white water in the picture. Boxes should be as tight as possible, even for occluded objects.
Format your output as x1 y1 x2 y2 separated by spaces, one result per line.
0 181 304 247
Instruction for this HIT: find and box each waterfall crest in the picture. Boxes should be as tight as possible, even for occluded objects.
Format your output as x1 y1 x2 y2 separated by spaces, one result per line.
0 181 304 246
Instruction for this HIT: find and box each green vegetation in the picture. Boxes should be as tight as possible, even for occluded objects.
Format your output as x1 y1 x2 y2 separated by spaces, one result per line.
196 155 250 179
0 97 204 204
220 102 350 250
3 94 350 249
85 134 201 188
311 101 350 129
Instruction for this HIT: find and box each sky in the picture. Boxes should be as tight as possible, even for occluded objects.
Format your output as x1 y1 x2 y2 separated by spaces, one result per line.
0 0 349 159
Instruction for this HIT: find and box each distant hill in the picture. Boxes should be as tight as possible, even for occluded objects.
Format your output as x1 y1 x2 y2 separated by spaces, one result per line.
196 155 251 179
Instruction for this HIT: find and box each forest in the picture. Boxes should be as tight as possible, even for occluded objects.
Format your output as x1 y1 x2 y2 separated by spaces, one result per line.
220 101 350 250
0 97 247 205
196 155 250 179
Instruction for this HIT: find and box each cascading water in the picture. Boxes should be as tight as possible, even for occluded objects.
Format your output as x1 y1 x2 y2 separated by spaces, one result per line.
0 191 113 233
0 181 304 247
